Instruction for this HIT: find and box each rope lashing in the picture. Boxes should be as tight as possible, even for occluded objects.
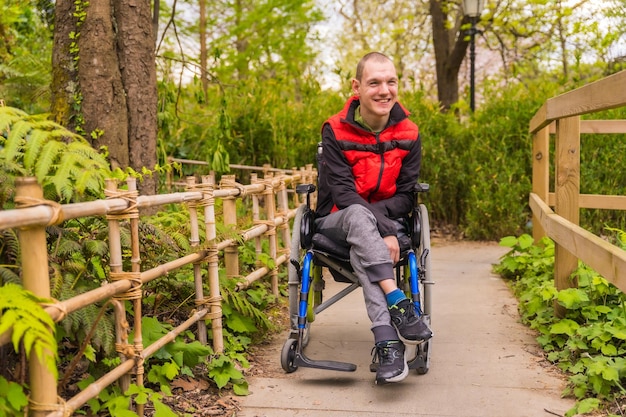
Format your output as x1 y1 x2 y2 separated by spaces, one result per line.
194 295 223 320
109 272 143 300
14 196 65 226
220 176 248 197
28 396 70 417
104 188 139 220
41 299 69 322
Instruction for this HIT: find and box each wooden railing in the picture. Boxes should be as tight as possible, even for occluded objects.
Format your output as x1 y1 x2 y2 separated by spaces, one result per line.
529 70 626 314
0 165 316 417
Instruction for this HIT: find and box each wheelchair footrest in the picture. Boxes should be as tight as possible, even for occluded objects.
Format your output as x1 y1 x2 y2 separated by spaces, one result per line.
294 352 357 372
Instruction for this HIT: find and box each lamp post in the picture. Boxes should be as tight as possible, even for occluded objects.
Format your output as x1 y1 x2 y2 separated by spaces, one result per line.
462 0 485 112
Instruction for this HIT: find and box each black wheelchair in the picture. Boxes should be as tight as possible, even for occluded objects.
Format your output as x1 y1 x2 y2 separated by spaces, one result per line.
281 182 433 375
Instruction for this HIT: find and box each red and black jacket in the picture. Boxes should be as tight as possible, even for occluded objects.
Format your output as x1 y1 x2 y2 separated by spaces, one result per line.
316 95 422 238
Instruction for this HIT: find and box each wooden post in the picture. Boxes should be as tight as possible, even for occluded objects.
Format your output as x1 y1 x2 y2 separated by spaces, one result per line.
554 116 580 317
186 177 208 346
251 174 263 273
276 175 291 261
220 175 240 278
126 178 144 416
532 126 550 243
16 178 57 417
105 179 131 392
202 175 223 353
263 174 279 297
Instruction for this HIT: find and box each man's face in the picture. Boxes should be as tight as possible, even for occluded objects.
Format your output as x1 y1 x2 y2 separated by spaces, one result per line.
352 59 398 124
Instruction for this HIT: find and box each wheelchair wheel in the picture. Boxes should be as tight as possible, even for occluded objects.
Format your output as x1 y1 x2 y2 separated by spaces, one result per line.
280 338 298 373
418 203 432 317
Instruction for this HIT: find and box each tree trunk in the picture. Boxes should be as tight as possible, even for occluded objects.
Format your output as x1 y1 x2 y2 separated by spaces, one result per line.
429 0 471 112
80 0 129 168
113 0 158 196
51 0 158 195
50 0 78 128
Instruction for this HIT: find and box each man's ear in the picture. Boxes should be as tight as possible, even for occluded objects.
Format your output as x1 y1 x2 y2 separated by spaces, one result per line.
351 79 360 95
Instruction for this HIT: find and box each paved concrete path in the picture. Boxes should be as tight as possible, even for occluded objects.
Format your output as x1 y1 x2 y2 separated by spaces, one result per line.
239 241 575 417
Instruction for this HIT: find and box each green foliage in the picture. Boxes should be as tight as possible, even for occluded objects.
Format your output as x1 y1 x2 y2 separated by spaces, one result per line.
0 0 53 113
0 283 58 378
208 354 249 395
495 233 626 416
0 106 111 203
0 375 28 417
77 379 178 417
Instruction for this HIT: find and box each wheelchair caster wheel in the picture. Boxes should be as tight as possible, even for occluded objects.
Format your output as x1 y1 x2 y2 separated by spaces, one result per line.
281 338 299 373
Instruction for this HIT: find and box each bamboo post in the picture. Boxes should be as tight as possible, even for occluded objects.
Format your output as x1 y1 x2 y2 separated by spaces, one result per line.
186 177 208 346
15 178 58 417
201 175 223 353
276 175 292 267
126 178 145 417
554 116 581 317
263 174 279 297
251 174 263 273
532 126 550 243
220 175 240 278
291 167 301 206
105 179 131 393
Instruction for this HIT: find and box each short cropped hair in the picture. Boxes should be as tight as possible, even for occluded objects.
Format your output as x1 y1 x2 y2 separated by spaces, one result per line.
355 52 393 81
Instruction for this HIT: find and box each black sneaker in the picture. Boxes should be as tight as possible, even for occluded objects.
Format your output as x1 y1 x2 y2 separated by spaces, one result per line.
389 299 433 345
371 340 408 385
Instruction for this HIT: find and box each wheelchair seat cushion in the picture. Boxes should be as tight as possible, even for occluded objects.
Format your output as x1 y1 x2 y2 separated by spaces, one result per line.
312 233 351 260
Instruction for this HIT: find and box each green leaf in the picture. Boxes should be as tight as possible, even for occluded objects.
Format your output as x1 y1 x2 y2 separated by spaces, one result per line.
518 234 535 249
6 380 28 410
576 398 600 414
549 319 580 336
153 399 178 417
601 343 618 356
499 236 518 248
225 312 258 333
557 288 589 309
232 380 249 396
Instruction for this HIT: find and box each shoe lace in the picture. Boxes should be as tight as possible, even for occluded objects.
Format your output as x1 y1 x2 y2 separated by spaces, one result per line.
371 343 395 365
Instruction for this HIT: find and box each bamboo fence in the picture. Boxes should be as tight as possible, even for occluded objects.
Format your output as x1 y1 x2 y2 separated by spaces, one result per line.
0 165 316 417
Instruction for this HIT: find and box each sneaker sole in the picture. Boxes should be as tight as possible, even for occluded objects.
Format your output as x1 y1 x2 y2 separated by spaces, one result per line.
393 324 433 346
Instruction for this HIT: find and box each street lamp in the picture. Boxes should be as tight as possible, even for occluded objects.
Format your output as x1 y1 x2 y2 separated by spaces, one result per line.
462 0 485 112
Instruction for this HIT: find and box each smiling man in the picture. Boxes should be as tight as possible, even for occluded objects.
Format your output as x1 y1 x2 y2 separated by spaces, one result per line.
314 52 433 385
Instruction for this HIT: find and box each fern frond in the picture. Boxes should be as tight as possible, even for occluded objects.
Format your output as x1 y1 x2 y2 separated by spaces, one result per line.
84 239 109 257
23 128 50 171
34 139 64 181
3 119 30 163
0 228 20 263
56 238 82 256
0 283 58 377
0 266 20 285
0 106 26 134
49 264 64 300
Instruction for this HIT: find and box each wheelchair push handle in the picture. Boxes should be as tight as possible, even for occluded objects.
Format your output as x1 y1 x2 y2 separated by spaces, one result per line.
296 184 316 207
296 184 316 194
415 182 429 193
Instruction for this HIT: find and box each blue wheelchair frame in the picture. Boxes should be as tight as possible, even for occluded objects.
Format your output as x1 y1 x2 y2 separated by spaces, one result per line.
281 183 433 375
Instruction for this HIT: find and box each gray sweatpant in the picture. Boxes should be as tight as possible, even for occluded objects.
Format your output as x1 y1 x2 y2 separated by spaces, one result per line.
314 205 400 342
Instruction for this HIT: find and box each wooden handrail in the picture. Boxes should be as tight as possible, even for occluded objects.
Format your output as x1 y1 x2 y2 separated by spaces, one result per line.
529 69 626 317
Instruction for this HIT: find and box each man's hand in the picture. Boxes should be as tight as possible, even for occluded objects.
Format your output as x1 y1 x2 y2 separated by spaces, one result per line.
383 235 400 264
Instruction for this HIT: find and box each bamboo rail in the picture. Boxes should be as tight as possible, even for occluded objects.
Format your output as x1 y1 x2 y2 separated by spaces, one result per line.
0 164 316 416
529 69 626 316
